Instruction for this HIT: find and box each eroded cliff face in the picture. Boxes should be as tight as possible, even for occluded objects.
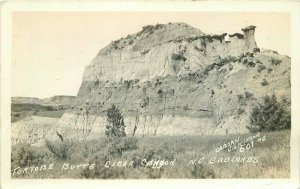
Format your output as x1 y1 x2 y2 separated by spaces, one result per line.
79 23 257 88
58 21 290 138
11 23 291 146
59 113 218 141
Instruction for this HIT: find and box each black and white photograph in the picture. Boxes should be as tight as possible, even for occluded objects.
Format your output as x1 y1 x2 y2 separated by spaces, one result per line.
1 1 300 189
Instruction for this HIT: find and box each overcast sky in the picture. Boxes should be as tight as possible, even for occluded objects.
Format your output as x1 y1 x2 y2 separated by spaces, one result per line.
12 12 290 98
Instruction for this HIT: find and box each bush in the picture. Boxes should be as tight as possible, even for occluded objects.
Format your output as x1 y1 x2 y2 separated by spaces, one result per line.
253 47 260 53
247 94 291 132
80 152 125 179
255 59 262 64
237 94 244 102
247 62 256 67
257 65 266 73
105 137 138 157
237 107 245 115
105 105 126 137
244 91 254 99
155 78 162 86
203 64 215 75
261 79 269 86
45 139 74 160
171 53 186 61
271 58 282 65
154 23 164 30
183 104 189 111
142 25 154 32
267 67 273 73
12 145 41 168
218 56 233 66
81 166 125 179
157 89 164 98
140 97 150 108
124 80 134 90
191 164 215 178
128 39 134 45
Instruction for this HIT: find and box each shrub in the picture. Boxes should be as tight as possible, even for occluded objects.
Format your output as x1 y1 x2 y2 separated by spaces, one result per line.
45 139 74 160
155 78 162 86
203 64 215 75
12 145 34 167
237 107 245 115
267 67 273 73
142 86 147 94
247 62 256 67
140 97 150 108
191 164 215 178
128 39 134 45
237 94 244 102
253 47 260 53
105 105 126 137
261 79 269 86
142 25 154 32
183 104 189 111
105 137 138 157
271 57 282 65
80 156 125 179
112 44 118 49
145 167 163 179
257 65 266 73
124 80 134 90
81 166 124 179
215 56 238 67
171 53 186 61
95 79 100 85
157 89 164 98
247 94 291 132
244 91 254 99
255 59 262 64
245 52 254 57
11 145 47 170
154 23 163 30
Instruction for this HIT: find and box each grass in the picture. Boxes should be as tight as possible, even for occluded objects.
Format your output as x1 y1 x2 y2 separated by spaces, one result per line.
11 110 67 123
11 130 290 179
11 111 35 123
34 110 67 118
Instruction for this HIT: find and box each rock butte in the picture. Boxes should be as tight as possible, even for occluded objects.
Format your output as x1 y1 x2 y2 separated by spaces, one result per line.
12 23 291 143
80 23 258 85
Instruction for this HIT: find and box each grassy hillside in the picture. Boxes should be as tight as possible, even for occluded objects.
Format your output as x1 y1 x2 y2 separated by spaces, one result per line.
11 95 75 122
11 130 290 179
11 103 71 123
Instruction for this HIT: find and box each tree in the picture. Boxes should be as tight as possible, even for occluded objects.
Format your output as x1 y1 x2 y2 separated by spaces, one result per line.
247 94 290 132
105 105 126 137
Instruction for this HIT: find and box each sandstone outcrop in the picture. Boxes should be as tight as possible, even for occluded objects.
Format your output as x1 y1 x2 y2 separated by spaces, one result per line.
57 23 290 139
79 23 258 89
12 23 291 143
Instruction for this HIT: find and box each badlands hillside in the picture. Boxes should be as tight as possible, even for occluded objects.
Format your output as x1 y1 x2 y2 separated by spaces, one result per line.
12 95 76 106
11 95 75 122
12 23 291 144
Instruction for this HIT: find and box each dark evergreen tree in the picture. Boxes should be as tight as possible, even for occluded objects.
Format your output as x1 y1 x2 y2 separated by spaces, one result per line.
105 105 126 137
247 94 290 132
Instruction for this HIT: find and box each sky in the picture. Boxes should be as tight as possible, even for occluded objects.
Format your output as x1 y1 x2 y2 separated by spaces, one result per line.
12 12 290 98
